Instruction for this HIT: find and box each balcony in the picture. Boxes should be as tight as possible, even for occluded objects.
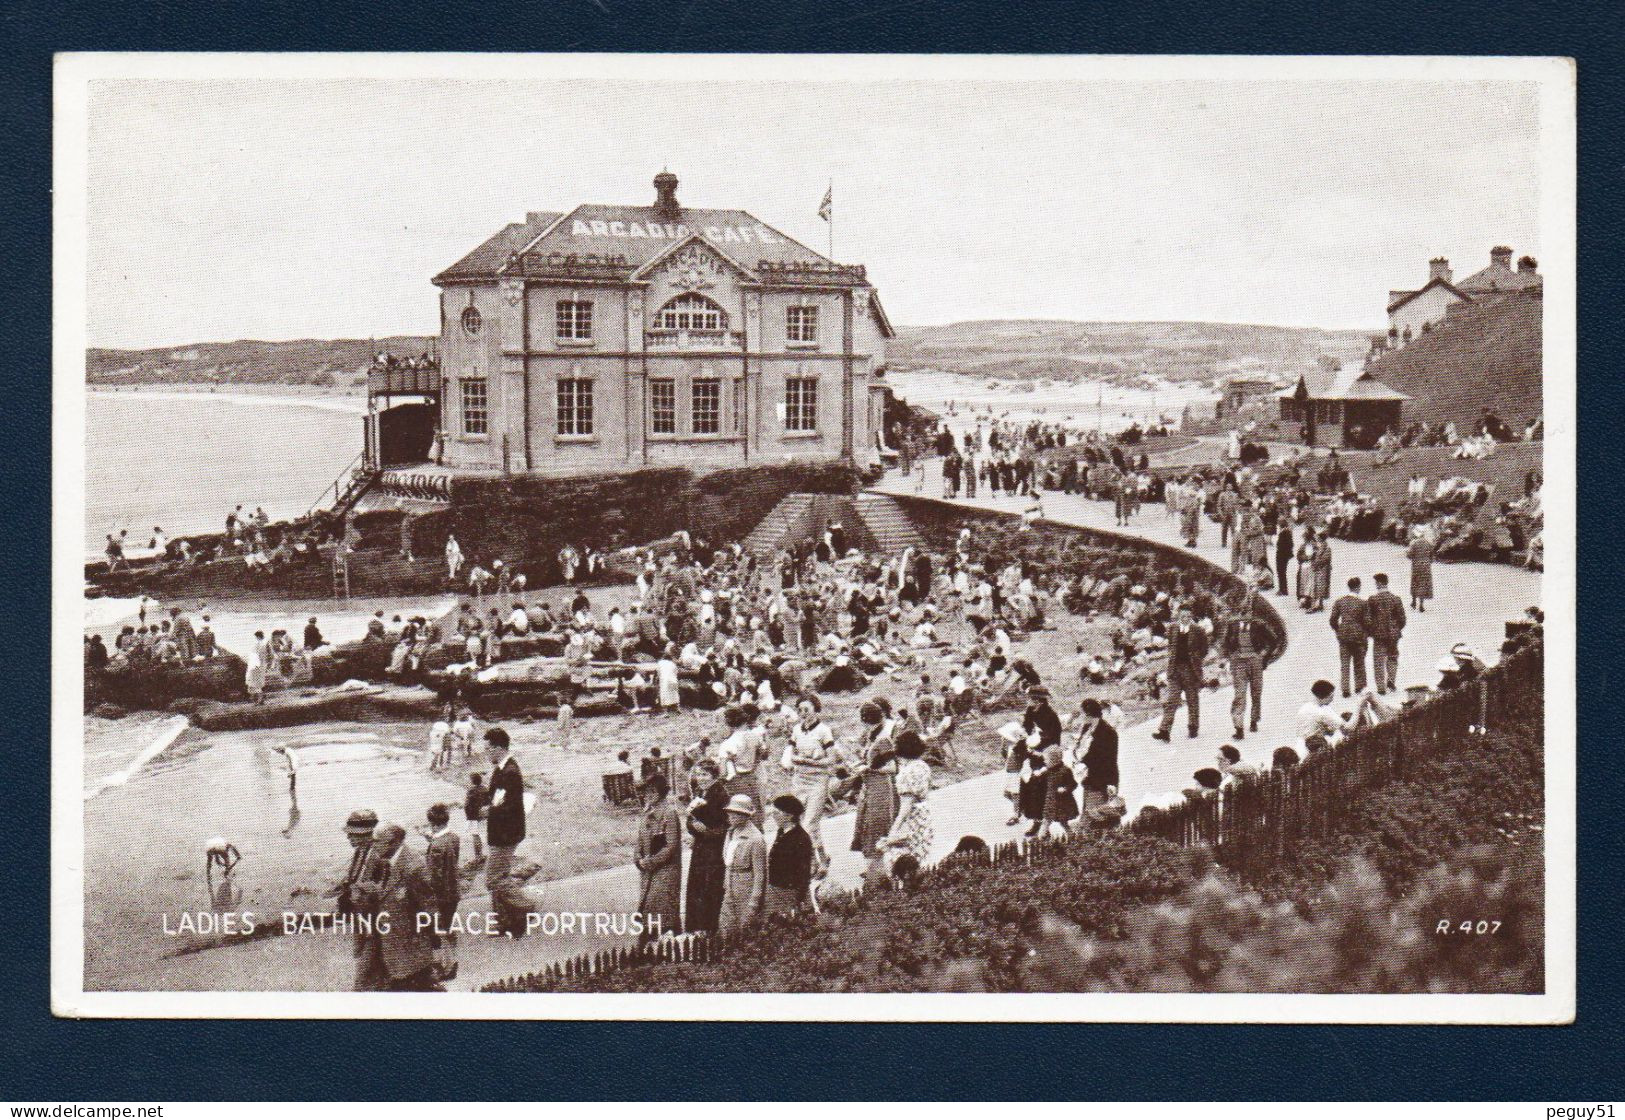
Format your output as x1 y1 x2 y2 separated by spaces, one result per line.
644 328 745 351
367 360 440 397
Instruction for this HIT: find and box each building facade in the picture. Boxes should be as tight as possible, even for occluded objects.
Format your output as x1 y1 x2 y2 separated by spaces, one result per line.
1385 246 1542 346
427 172 894 478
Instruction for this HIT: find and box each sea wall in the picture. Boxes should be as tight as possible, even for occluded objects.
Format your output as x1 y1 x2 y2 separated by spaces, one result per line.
88 461 865 602
436 460 864 578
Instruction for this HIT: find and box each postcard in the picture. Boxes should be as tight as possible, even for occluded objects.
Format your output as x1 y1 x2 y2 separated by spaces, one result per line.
53 52 1574 1021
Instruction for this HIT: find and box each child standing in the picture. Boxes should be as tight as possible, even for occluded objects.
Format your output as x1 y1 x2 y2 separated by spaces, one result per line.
428 711 452 770
463 774 488 860
424 803 461 981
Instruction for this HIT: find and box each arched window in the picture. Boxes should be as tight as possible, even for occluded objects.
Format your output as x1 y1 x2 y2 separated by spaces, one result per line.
654 293 727 331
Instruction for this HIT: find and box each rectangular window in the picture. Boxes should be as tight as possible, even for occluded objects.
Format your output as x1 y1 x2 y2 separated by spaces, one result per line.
650 378 676 435
786 305 819 345
785 376 818 432
557 378 594 436
459 377 488 436
556 300 594 341
691 378 721 435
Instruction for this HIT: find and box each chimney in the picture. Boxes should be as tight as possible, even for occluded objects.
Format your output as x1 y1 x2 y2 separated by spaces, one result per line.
653 170 680 221
1490 245 1513 270
1428 256 1452 283
1518 255 1538 274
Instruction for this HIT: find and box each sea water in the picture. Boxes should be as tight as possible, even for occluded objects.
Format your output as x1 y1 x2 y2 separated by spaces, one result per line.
84 388 365 555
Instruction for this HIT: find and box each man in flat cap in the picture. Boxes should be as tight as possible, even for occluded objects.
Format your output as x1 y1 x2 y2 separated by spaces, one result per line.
353 822 441 992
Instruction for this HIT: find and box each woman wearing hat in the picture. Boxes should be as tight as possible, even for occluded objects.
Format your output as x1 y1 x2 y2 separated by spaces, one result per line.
880 731 934 870
849 702 899 867
717 794 766 933
634 772 682 941
683 761 729 935
333 808 379 916
765 795 815 917
1406 524 1436 612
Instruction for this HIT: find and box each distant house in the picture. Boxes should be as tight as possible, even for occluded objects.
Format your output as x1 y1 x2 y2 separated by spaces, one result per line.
1386 246 1541 346
1278 367 1410 450
1216 376 1280 420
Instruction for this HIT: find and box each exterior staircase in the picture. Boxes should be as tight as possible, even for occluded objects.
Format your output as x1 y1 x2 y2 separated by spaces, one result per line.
741 491 926 557
742 493 819 555
306 450 380 521
849 492 928 554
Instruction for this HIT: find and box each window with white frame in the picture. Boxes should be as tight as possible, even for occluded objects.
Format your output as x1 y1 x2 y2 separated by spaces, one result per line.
650 379 676 435
460 377 489 436
786 304 819 345
785 376 818 432
556 300 593 341
691 378 721 434
557 378 594 436
655 293 727 331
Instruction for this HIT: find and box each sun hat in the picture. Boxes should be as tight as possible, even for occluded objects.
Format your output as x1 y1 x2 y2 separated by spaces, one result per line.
724 794 756 816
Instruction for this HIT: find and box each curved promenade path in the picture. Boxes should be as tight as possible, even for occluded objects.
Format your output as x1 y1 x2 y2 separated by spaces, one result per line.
151 460 1541 993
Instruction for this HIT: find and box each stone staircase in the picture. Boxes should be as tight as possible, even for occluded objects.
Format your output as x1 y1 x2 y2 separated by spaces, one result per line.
741 493 819 555
849 492 928 554
741 491 926 557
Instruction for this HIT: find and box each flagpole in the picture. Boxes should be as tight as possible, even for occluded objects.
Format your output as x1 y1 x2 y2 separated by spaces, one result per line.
827 179 834 262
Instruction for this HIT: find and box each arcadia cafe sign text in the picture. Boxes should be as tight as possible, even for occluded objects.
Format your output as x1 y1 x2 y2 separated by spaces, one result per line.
569 218 783 245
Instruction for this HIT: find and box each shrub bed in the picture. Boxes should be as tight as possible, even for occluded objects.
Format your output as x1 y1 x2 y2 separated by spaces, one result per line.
486 694 1542 994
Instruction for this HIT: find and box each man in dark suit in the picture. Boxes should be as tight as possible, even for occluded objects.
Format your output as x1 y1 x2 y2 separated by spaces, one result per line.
483 727 534 936
1329 577 1372 697
1075 698 1120 820
1221 588 1281 739
353 822 441 991
1154 605 1209 741
1365 572 1408 694
1275 523 1294 597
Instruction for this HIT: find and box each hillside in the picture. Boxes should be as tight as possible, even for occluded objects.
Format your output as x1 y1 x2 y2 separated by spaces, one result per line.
86 320 1372 389
86 336 434 387
888 319 1373 390
1362 290 1542 430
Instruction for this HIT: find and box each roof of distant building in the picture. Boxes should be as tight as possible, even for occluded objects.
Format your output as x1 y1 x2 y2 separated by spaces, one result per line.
435 201 845 285
1280 367 1410 402
1386 275 1473 315
434 212 564 284
1455 258 1543 294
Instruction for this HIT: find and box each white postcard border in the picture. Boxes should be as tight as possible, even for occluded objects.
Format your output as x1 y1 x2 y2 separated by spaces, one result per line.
52 51 1577 1023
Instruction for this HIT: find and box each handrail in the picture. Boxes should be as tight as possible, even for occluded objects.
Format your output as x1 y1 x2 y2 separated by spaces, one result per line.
306 449 367 519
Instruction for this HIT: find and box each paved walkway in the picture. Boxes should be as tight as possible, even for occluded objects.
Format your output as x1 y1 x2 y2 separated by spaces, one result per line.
159 462 1541 992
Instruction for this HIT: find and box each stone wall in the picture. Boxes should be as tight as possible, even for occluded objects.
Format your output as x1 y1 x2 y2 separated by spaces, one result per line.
889 493 1289 663
437 460 864 577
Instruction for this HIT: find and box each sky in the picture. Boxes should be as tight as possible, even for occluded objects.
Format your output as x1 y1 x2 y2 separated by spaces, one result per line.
82 72 1543 349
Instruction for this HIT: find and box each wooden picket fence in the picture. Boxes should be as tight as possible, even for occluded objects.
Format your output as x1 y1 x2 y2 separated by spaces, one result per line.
478 830 1072 993
1130 641 1544 854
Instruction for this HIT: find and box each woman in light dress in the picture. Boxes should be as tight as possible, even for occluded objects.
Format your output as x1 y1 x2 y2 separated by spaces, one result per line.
881 730 934 870
1406 525 1437 612
245 629 269 704
785 695 839 872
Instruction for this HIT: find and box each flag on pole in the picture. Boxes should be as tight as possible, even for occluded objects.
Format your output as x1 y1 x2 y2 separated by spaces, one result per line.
818 184 832 222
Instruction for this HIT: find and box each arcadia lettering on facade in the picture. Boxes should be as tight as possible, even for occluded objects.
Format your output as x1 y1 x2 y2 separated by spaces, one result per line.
570 218 782 245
